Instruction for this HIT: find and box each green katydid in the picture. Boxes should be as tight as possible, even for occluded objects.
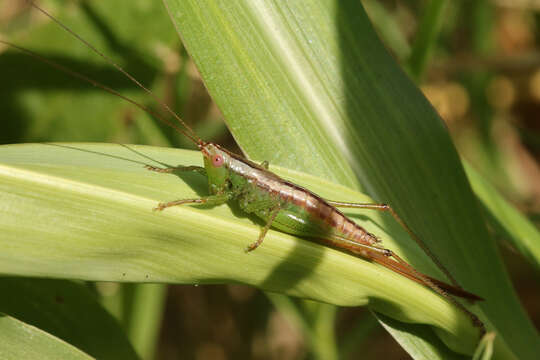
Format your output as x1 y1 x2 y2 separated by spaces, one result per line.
5 1 485 335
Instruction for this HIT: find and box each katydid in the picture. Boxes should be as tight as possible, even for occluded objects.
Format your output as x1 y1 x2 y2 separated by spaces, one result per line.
5 2 485 335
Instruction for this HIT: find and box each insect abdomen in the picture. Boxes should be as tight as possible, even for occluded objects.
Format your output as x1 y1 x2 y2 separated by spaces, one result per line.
226 155 377 244
263 181 377 245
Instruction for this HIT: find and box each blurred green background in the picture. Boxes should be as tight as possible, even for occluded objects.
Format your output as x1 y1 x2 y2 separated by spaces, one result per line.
1 0 539 359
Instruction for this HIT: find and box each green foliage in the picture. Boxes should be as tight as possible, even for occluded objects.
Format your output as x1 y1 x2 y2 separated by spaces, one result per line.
0 0 538 359
0 279 139 360
0 314 93 360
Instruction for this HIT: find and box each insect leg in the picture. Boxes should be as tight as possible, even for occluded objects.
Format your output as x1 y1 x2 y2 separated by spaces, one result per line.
325 237 484 332
326 200 460 288
145 165 206 176
153 193 230 211
245 206 281 252
372 248 485 333
260 160 269 169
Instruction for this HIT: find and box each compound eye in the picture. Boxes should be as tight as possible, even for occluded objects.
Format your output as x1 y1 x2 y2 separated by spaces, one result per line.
212 154 224 167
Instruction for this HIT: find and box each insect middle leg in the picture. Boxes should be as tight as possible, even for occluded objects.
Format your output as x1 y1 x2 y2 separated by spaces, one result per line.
245 206 281 253
326 200 460 288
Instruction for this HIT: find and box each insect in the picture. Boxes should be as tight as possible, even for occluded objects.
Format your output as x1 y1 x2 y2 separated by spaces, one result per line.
5 2 484 334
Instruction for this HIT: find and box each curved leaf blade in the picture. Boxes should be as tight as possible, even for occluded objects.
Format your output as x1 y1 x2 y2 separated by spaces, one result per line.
0 278 139 360
163 0 360 189
464 162 540 269
1 143 484 354
163 1 538 358
0 314 93 360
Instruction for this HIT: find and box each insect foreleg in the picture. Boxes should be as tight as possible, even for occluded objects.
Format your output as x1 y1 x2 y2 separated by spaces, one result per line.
153 193 230 212
145 164 206 176
326 200 460 288
245 205 281 252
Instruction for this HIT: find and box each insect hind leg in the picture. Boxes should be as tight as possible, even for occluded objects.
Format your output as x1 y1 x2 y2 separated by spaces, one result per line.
327 200 460 289
364 246 486 334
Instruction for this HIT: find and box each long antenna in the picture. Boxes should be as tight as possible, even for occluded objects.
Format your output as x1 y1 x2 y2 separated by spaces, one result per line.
0 39 199 144
28 1 201 145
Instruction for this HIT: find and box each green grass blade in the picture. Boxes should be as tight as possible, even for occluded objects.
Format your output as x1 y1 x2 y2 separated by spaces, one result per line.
311 303 339 360
363 0 411 61
464 162 540 269
100 283 167 360
0 278 139 360
124 284 167 360
473 333 496 360
0 314 94 360
406 0 449 80
1 143 489 355
265 294 337 360
163 1 538 358
163 0 360 189
378 313 467 360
